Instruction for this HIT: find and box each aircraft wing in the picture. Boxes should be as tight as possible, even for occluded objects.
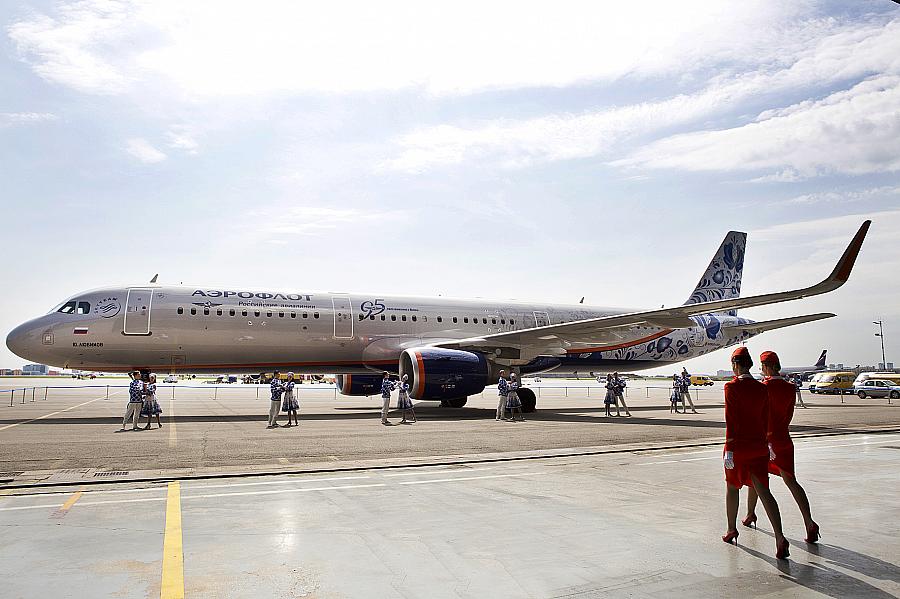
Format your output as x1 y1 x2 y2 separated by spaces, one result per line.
434 221 869 356
721 313 835 334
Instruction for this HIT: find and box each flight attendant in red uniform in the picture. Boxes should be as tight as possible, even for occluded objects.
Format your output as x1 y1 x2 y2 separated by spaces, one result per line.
722 346 789 559
742 351 820 543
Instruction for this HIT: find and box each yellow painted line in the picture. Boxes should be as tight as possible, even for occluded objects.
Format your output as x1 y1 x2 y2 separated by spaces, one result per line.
60 490 83 511
161 481 185 599
168 399 177 449
0 392 120 432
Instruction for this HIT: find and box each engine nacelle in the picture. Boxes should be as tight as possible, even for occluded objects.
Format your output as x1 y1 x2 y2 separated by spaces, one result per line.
334 374 382 396
399 347 490 400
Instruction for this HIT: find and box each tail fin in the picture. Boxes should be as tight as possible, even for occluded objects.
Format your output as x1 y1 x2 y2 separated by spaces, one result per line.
684 231 747 310
816 350 827 368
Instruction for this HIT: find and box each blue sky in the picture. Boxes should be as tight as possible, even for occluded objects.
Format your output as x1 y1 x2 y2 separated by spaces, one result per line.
1 0 899 373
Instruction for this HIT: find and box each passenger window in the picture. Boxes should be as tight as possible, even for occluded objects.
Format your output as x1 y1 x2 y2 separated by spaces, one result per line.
401 315 407 322
511 319 515 325
242 310 248 317
216 309 222 316
370 315 375 320
58 301 77 314
412 315 417 322
229 309 235 317
453 317 458 323
391 315 397 321
492 318 496 325
279 312 284 318
303 313 308 318
190 308 197 315
76 302 91 315
266 311 272 318
254 311 260 317
422 316 427 322
464 317 469 323
314 312 319 319
177 307 184 315
203 308 210 315
290 312 296 318
501 319 505 324
381 315 385 320
482 318 487 324
437 316 443 323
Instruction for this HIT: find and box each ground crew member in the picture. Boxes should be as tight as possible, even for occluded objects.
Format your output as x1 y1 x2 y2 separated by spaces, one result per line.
120 371 144 431
496 370 509 421
613 371 631 417
267 371 283 428
791 374 808 408
681 367 699 413
381 372 395 425
742 351 819 544
721 346 789 559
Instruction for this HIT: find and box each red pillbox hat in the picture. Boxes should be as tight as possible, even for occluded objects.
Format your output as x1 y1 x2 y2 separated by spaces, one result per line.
731 346 750 360
760 351 780 365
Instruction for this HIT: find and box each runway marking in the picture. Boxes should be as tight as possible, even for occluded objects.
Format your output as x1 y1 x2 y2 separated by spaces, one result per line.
383 467 494 477
161 482 184 599
50 491 82 518
168 399 177 449
636 437 900 465
398 472 548 485
0 393 118 432
181 483 388 500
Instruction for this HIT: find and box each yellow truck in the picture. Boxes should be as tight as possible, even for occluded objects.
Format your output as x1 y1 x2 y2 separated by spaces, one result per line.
690 375 714 386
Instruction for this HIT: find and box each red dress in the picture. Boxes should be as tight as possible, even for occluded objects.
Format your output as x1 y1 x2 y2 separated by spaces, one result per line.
764 376 796 477
724 375 769 489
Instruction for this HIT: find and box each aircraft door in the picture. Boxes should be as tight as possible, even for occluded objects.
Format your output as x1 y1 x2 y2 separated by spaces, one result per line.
124 288 153 335
332 295 353 339
533 311 550 328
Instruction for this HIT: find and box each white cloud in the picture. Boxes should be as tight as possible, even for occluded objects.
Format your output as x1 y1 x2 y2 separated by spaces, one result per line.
614 75 900 178
125 137 167 163
0 112 57 126
8 1 806 97
166 128 198 154
785 185 900 205
383 17 900 172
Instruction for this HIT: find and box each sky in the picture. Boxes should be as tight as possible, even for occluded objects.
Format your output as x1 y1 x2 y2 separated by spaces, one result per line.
1 0 898 374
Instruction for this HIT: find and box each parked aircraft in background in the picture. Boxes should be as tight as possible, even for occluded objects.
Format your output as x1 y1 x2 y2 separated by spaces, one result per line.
6 222 870 412
780 349 828 376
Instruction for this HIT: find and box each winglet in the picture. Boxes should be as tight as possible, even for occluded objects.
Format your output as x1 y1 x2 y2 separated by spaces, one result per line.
828 220 870 284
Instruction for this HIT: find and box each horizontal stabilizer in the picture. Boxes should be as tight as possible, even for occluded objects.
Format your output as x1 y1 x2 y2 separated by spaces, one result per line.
723 313 835 335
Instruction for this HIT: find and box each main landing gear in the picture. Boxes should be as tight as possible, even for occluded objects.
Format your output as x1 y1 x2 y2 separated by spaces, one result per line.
518 388 536 413
440 397 468 408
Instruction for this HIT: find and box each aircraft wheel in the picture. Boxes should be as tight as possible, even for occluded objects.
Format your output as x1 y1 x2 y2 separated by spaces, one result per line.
441 397 468 408
518 388 537 413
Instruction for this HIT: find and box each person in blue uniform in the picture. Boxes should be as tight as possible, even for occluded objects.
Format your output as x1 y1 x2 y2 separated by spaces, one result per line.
397 374 416 423
671 374 683 413
681 367 698 413
282 372 299 427
267 371 284 429
791 374 807 408
496 370 509 421
506 373 524 421
121 371 144 431
381 372 395 425
141 373 163 429
613 372 631 417
604 374 616 416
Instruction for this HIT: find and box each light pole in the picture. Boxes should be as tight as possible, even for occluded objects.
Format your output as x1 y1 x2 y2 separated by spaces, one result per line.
874 320 887 370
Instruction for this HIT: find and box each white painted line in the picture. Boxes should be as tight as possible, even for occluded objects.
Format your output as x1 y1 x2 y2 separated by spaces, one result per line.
186 475 370 490
398 472 548 485
0 392 121 432
637 437 900 465
182 483 388 500
0 486 169 500
384 468 494 477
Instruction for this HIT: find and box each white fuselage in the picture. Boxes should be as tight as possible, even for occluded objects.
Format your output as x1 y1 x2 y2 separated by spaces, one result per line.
6 285 753 375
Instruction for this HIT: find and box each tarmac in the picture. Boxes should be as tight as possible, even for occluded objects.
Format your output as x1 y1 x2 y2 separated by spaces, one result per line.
1 378 899 597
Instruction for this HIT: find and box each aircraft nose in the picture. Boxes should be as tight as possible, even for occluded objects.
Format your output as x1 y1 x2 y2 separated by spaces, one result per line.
6 321 39 360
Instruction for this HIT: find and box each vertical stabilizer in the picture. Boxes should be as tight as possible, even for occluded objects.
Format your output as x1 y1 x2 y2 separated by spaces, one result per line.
684 231 746 308
816 350 827 368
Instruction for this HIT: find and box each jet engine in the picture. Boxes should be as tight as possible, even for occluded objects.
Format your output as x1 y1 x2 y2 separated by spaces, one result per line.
399 347 490 404
334 374 382 396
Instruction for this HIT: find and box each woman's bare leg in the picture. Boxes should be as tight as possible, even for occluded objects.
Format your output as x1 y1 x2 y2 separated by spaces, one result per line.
726 484 740 532
745 487 759 521
783 473 814 530
750 474 785 545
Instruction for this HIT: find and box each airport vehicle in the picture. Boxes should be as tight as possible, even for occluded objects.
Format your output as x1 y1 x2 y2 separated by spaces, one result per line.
5 222 870 413
690 375 714 386
853 379 900 399
809 371 856 394
163 374 179 383
853 372 900 387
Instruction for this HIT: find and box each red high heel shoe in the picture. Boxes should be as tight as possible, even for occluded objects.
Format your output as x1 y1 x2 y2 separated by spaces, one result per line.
722 530 739 544
805 522 820 544
741 514 757 528
776 539 790 559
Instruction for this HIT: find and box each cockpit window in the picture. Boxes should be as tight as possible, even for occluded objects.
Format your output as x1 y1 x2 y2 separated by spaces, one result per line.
56 300 91 315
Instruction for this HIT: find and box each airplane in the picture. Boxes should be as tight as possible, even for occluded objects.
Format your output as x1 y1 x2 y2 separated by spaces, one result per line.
5 221 870 413
780 349 828 376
